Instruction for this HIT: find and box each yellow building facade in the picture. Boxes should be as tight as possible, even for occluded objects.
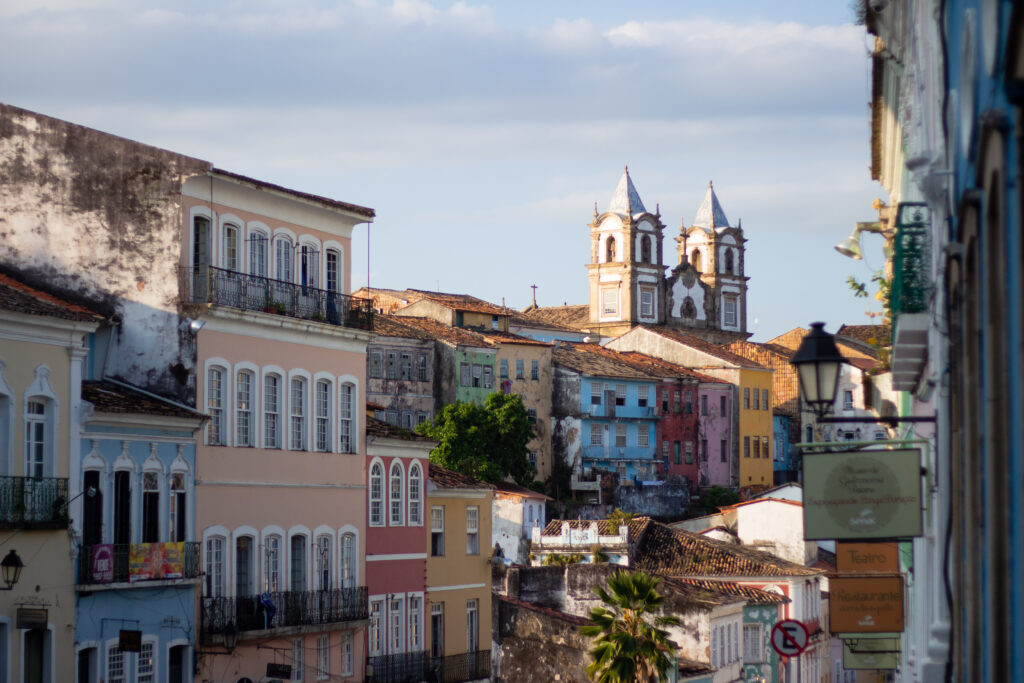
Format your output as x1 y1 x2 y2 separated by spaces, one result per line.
737 367 775 488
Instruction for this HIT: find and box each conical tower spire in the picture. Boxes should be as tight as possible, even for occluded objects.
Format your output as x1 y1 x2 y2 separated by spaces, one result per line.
607 165 647 217
692 180 730 230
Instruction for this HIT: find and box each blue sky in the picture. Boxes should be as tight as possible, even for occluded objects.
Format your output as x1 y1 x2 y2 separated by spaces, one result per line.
0 0 887 340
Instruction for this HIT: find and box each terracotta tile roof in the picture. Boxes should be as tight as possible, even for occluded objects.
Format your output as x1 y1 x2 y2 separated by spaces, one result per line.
673 578 789 605
634 326 766 369
406 289 510 316
498 596 590 626
718 497 803 512
677 658 716 676
771 326 880 362
837 324 890 348
540 517 649 539
0 272 104 322
493 480 552 500
480 331 553 347
614 351 727 384
389 316 493 348
83 380 204 419
212 168 374 218
631 518 824 578
657 576 748 607
366 416 435 442
371 314 439 341
518 304 591 331
366 400 388 412
552 343 658 381
428 462 494 490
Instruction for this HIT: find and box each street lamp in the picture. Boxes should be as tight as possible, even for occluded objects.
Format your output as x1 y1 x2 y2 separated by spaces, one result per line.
790 322 845 419
0 550 24 590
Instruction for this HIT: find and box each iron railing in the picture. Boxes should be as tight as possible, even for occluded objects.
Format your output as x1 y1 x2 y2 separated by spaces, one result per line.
367 650 491 683
78 542 201 584
179 266 373 330
0 476 69 528
201 587 368 639
891 202 932 316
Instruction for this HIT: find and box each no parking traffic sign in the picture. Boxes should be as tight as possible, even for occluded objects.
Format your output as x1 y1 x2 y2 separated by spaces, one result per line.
771 619 809 658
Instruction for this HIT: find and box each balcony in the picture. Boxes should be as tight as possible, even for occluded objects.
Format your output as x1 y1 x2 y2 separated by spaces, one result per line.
179 266 373 331
0 476 69 529
78 542 201 585
580 445 658 461
201 587 369 640
366 651 491 683
890 203 931 390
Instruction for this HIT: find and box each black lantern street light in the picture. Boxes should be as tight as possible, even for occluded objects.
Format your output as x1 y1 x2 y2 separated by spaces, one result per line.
0 550 24 590
790 322 845 420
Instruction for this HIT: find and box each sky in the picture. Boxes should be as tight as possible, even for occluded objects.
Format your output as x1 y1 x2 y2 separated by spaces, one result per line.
0 0 889 341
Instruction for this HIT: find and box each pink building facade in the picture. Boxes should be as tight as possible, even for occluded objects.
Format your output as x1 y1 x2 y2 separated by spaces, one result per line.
183 173 375 682
698 382 733 489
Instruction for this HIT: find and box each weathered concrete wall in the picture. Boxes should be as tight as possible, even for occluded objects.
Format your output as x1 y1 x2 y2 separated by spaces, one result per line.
0 103 211 400
495 599 590 683
616 479 690 517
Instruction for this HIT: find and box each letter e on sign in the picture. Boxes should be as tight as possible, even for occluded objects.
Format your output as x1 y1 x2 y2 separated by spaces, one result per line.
771 619 809 657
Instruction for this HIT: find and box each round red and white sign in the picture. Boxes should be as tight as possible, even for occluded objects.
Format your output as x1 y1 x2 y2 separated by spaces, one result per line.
770 619 809 657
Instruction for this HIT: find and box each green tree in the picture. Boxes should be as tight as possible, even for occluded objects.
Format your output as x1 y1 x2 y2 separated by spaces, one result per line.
415 392 534 485
579 570 680 683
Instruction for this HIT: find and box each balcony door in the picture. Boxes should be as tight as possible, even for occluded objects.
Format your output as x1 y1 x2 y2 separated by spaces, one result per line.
236 537 254 596
82 470 102 547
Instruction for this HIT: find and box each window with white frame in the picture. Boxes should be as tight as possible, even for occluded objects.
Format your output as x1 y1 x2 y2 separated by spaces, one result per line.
431 603 444 657
390 597 404 653
290 534 307 592
483 365 493 388
601 286 618 316
107 646 126 683
417 354 429 382
292 637 304 682
315 380 331 452
290 377 307 450
300 244 319 289
614 383 626 406
315 535 331 590
275 236 294 282
265 534 282 592
515 359 524 379
499 358 509 379
614 423 626 448
170 471 186 542
224 224 240 271
472 364 482 387
843 389 854 410
390 461 404 526
205 535 225 597
341 631 354 676
370 462 384 526
638 426 649 447
24 399 47 478
340 532 356 588
339 382 354 453
409 595 423 651
638 385 649 407
136 640 155 683
325 249 341 293
590 381 602 405
316 633 330 680
250 231 268 277
369 599 384 656
264 373 281 448
142 470 160 543
466 507 479 555
431 506 444 556
408 463 422 525
590 423 603 446
369 351 383 378
207 367 226 445
640 288 655 317
531 359 539 380
236 370 254 447
724 296 737 326
466 598 479 652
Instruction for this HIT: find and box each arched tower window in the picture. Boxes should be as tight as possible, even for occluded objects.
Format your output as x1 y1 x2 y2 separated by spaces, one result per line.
605 236 616 263
691 249 702 272
724 250 734 275
640 235 651 263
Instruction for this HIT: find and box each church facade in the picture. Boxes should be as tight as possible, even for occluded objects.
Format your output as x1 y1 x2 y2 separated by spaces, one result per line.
586 169 751 344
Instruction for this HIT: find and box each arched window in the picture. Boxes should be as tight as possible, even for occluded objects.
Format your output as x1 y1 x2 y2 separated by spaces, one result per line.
264 534 282 592
315 379 331 452
682 297 697 319
275 236 294 282
690 249 702 272
142 460 162 543
193 215 211 269
263 372 282 449
340 533 356 588
369 462 384 526
724 249 734 275
315 534 332 590
249 230 268 277
223 224 240 271
299 243 319 289
236 370 255 447
408 463 422 525
605 236 616 263
389 461 404 526
290 377 307 450
24 400 47 478
0 361 11 475
169 467 187 543
640 235 651 262
235 535 256 596
290 533 308 592
205 535 226 597
325 249 342 293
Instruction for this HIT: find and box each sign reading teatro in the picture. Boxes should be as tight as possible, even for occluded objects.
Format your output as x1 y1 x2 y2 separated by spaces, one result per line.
803 449 922 540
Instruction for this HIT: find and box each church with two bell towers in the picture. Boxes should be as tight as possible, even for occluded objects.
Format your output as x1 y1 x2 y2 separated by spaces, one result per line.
586 168 751 343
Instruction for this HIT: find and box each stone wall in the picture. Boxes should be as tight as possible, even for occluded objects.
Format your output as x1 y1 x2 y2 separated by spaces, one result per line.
494 598 590 683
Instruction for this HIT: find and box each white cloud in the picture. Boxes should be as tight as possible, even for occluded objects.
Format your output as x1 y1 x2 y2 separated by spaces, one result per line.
528 17 601 52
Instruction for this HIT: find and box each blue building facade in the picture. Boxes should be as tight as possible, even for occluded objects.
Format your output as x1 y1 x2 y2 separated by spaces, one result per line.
75 380 203 683
771 413 792 485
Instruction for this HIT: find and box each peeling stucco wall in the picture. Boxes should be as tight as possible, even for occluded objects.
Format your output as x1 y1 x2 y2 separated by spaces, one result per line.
0 104 211 401
494 599 590 683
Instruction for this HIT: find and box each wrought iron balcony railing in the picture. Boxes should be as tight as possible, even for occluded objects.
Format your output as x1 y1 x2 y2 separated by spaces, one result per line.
201 587 369 639
179 266 373 330
78 542 201 585
891 202 932 316
366 650 491 683
0 476 69 529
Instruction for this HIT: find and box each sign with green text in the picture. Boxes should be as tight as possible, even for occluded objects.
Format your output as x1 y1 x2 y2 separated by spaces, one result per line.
803 449 922 540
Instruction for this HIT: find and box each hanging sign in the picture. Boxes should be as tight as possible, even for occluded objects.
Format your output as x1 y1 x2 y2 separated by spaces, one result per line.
836 542 900 574
829 576 904 633
843 640 899 669
803 449 922 540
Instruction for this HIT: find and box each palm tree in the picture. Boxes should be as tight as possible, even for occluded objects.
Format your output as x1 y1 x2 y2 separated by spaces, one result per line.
579 570 680 683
